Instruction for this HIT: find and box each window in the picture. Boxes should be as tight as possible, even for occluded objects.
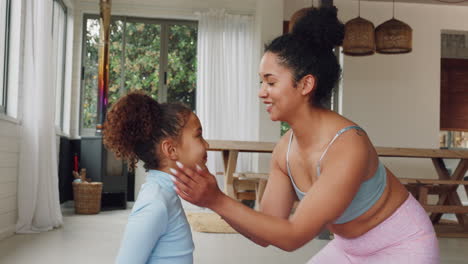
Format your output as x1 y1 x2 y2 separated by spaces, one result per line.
439 31 468 149
0 0 11 114
440 131 468 149
52 0 68 130
80 16 197 135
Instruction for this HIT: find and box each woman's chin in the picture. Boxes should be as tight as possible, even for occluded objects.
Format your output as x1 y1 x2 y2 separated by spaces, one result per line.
269 114 282 122
268 110 284 122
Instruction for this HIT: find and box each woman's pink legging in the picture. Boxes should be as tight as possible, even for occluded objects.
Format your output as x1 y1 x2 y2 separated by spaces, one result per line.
308 194 440 264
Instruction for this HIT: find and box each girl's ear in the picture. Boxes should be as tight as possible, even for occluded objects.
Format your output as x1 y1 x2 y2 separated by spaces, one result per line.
160 139 179 161
299 74 316 96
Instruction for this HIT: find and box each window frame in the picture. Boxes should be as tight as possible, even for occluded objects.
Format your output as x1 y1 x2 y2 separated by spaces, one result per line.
1 0 11 114
79 14 197 136
440 31 468 149
52 0 68 131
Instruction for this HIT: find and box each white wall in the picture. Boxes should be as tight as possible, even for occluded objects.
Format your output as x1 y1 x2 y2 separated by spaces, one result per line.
255 0 283 172
0 120 20 240
0 0 25 240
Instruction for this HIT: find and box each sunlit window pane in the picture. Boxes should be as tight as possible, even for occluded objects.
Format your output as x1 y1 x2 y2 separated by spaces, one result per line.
122 21 160 102
0 0 10 111
167 23 197 110
83 18 100 130
81 17 197 135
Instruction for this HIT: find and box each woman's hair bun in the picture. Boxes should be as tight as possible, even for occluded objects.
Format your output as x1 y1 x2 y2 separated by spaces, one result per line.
291 6 344 49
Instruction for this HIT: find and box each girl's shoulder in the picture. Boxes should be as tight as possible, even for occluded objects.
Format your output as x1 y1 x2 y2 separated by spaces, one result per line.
130 195 169 221
133 183 169 213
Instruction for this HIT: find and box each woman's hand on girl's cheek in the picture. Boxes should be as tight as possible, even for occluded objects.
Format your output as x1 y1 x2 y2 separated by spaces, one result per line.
169 161 223 208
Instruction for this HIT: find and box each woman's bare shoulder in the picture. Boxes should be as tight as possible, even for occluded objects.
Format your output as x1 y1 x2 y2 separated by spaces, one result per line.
269 129 294 170
272 129 293 156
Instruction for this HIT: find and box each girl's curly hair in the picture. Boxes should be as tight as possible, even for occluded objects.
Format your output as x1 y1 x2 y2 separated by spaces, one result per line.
103 91 192 171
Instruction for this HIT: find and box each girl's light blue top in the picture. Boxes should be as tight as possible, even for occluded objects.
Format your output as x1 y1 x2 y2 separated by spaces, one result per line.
286 126 387 224
116 170 194 264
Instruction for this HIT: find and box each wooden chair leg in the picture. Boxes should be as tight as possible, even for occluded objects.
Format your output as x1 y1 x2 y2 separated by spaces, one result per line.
254 179 267 210
418 186 429 206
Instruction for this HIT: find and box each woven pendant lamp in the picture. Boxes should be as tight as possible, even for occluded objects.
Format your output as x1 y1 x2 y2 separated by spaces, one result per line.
289 0 316 33
289 7 314 32
343 0 375 56
375 0 412 54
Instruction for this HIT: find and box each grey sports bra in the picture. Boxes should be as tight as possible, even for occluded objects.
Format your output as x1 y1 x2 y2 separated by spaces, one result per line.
286 126 387 224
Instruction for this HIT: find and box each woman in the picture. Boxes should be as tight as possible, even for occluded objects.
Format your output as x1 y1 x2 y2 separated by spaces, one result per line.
171 7 439 263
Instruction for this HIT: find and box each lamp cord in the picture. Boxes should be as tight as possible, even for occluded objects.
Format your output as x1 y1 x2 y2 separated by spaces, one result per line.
359 0 361 17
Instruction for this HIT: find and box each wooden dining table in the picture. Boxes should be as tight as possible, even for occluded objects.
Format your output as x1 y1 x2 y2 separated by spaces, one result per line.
207 140 276 198
207 140 468 237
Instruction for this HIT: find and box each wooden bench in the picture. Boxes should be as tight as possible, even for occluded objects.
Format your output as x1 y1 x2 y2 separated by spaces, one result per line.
233 172 268 210
399 177 468 237
400 178 468 214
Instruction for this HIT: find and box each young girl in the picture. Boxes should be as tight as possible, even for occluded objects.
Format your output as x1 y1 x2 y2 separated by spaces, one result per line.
103 91 209 264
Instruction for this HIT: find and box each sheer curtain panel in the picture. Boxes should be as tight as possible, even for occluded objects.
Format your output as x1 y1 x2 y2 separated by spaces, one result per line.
196 9 260 182
16 0 63 233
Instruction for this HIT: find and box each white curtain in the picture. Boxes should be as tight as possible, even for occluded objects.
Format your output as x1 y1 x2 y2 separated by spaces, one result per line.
196 9 259 178
16 0 63 233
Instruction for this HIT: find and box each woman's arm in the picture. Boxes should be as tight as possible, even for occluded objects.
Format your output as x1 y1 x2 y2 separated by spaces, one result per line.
259 143 297 220
174 165 314 251
215 146 298 247
219 211 270 247
172 132 370 251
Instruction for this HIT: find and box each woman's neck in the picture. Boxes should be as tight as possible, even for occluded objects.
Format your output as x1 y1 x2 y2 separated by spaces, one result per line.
287 106 336 151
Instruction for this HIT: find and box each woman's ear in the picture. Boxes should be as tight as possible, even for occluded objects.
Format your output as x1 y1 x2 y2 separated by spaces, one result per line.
160 139 179 161
300 74 316 96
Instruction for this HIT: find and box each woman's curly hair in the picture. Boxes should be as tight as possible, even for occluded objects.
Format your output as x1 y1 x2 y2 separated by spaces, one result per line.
265 6 344 108
103 91 192 171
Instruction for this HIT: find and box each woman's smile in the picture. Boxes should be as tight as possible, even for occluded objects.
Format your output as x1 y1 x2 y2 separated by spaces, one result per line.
264 101 273 113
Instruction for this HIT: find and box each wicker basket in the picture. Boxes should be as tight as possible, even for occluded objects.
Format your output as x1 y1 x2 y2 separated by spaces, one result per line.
375 18 412 54
73 182 103 214
343 17 375 56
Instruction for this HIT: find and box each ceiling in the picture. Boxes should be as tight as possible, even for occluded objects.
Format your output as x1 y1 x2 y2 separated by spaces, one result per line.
365 0 468 6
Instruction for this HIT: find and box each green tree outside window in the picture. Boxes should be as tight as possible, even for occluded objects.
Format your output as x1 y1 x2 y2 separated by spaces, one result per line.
81 17 197 133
